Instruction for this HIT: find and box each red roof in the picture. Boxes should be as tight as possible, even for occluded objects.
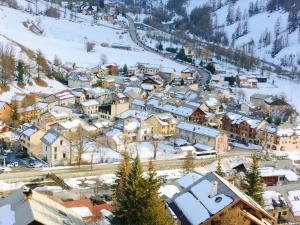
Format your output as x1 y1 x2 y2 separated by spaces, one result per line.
63 198 113 219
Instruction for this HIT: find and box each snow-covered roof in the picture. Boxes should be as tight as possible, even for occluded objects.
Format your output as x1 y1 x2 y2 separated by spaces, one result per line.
152 113 177 126
147 98 196 118
22 127 38 137
49 106 72 119
132 99 146 107
70 207 93 218
226 112 261 128
68 72 94 82
170 172 272 225
174 192 210 225
81 99 99 107
176 172 203 189
205 97 218 108
288 190 300 216
116 110 151 120
55 90 75 100
190 179 233 214
41 130 61 146
263 191 287 211
194 143 214 151
141 83 154 90
259 167 298 182
59 119 97 132
159 185 180 199
177 121 221 138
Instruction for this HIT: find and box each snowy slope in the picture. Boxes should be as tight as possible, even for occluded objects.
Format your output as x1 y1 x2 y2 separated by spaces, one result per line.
0 1 186 71
184 0 300 70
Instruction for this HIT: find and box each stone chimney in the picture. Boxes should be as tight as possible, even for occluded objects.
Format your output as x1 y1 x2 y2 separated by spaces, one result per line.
210 181 218 198
23 187 33 200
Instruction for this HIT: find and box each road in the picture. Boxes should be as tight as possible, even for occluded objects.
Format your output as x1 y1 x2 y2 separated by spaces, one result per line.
126 15 211 86
0 150 253 183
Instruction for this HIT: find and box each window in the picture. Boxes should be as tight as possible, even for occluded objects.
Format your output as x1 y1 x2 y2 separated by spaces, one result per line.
60 140 63 145
63 153 66 158
54 154 57 160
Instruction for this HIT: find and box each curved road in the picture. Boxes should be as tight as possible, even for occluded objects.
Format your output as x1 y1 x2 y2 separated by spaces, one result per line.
126 15 211 85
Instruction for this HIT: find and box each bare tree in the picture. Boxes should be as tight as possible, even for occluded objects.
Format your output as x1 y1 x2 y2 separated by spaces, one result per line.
0 44 15 86
151 134 164 160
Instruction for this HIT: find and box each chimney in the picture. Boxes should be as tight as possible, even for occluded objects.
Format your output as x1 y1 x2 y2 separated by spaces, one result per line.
210 181 218 198
23 186 33 200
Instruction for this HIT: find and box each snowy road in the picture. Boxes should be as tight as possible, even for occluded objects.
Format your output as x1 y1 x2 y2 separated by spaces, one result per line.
0 150 253 183
126 15 211 85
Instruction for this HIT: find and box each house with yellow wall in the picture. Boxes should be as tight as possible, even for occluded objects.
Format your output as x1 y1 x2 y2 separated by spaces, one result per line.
20 126 45 157
0 101 11 123
145 113 177 137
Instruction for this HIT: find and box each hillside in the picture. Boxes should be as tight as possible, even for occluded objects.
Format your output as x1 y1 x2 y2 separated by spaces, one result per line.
141 0 300 73
0 0 186 70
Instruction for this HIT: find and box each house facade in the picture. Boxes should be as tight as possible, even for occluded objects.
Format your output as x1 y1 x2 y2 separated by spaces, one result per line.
176 121 228 153
145 113 176 137
221 112 264 144
20 126 45 157
41 129 72 167
0 102 11 123
259 123 300 151
81 99 99 116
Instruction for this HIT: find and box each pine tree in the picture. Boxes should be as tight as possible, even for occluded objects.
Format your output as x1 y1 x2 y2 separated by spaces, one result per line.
10 103 19 127
112 151 131 202
244 153 264 206
110 156 172 225
183 151 195 173
123 64 128 74
143 161 173 225
17 60 25 84
216 158 224 177
110 155 145 225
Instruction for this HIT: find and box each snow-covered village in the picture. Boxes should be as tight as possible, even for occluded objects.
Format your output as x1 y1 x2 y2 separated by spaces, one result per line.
1 0 300 224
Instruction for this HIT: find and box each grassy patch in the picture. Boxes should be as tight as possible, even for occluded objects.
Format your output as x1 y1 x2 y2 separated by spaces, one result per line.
33 77 48 87
27 80 33 86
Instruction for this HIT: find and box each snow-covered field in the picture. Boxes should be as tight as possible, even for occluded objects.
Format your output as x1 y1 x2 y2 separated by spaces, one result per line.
239 74 300 113
0 1 186 71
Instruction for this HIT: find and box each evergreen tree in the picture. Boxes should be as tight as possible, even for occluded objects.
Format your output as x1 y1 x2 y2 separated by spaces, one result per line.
216 158 224 177
206 62 216 74
112 151 131 203
110 156 172 225
123 64 128 74
183 151 195 173
10 103 19 127
143 161 173 225
17 60 25 84
110 155 145 225
244 153 264 206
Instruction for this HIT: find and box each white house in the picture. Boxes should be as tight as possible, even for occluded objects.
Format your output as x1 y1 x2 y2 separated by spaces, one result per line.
81 99 99 116
41 129 72 167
